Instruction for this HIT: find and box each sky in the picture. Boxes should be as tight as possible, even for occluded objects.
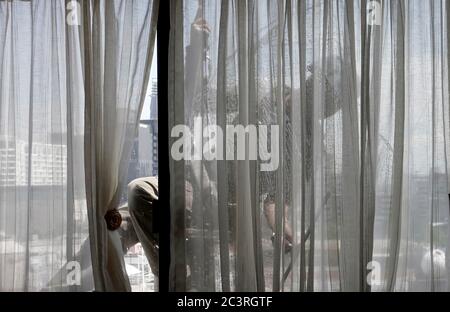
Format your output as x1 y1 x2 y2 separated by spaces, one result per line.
141 37 158 121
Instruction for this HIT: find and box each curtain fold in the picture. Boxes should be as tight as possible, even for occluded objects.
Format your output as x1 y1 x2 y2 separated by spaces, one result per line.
0 0 158 292
372 0 450 292
169 0 450 292
0 0 91 291
83 0 158 292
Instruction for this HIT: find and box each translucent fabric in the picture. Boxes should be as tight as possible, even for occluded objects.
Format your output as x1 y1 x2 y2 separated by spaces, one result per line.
0 0 158 291
168 0 450 292
0 0 91 291
83 0 158 292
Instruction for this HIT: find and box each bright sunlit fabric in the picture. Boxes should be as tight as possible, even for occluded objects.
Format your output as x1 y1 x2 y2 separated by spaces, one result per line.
168 0 450 292
83 0 158 292
0 0 158 291
0 0 92 291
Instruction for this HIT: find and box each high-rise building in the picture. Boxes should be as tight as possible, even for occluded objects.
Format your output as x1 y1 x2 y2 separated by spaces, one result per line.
0 138 67 187
149 80 158 176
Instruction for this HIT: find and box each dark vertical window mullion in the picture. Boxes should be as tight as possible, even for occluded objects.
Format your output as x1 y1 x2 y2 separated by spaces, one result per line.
157 0 170 293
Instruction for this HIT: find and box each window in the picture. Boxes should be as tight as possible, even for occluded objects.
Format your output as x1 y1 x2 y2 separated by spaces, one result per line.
121 43 158 292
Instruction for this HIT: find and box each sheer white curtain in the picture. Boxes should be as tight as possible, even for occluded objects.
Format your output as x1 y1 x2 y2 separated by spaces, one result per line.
0 0 158 292
168 0 450 292
82 0 158 292
371 0 450 292
0 0 91 291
